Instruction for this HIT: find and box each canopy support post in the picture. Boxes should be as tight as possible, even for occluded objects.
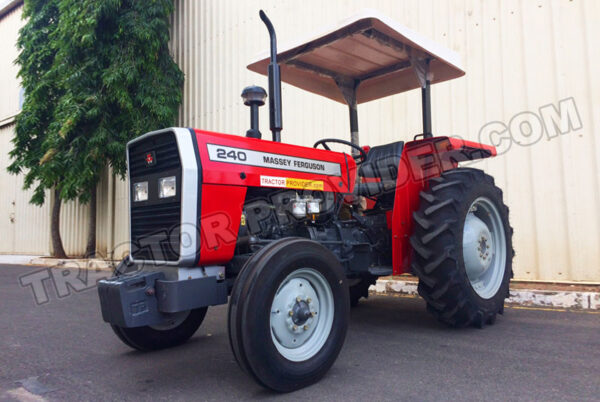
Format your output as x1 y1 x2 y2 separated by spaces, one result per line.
412 57 433 139
349 102 359 152
336 78 361 155
421 79 432 138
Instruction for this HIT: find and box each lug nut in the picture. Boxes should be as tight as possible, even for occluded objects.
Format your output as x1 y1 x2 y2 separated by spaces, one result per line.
296 296 302 302
311 311 316 317
303 325 309 330
289 311 293 316
293 325 298 330
307 298 312 303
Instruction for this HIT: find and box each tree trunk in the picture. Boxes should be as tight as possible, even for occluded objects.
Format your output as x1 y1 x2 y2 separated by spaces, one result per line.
85 186 97 258
51 188 67 258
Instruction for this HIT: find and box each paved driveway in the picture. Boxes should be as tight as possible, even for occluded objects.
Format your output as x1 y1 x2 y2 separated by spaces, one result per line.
0 265 598 401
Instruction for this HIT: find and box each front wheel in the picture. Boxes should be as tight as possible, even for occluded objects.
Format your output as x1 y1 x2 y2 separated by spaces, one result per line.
111 307 207 351
349 275 377 307
410 168 514 328
228 238 349 392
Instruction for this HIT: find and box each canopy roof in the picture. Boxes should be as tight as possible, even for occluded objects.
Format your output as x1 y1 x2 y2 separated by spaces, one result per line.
247 9 465 105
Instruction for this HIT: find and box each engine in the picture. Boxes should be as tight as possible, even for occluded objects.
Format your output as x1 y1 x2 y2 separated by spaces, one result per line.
236 187 392 277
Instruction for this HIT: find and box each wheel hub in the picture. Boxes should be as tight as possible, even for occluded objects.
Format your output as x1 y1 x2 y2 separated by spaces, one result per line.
149 310 190 331
270 277 319 349
291 300 313 325
463 214 494 279
269 268 334 362
462 197 507 299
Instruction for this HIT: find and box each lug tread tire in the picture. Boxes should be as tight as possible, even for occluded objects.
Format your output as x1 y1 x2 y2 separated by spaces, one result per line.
410 168 514 328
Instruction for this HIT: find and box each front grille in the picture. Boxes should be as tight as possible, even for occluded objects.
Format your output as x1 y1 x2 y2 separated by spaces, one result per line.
128 132 182 262
130 202 181 261
129 135 180 175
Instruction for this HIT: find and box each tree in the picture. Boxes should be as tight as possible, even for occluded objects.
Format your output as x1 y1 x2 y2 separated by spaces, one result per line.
10 0 183 258
9 0 68 258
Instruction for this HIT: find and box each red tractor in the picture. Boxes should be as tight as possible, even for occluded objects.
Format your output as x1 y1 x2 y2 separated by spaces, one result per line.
98 10 513 392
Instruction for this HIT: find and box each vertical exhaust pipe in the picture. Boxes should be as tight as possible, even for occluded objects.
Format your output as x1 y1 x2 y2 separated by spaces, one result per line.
259 10 282 142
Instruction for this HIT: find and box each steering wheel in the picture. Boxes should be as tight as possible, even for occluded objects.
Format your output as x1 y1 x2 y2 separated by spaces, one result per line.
313 138 367 165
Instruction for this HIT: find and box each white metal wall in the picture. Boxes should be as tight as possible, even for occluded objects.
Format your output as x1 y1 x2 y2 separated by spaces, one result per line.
0 6 53 255
0 124 50 254
0 5 21 122
168 0 600 282
0 121 91 257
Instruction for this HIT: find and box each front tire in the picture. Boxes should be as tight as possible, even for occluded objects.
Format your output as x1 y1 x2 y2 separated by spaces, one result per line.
349 275 377 307
109 259 208 351
228 238 349 392
410 168 514 328
111 308 208 351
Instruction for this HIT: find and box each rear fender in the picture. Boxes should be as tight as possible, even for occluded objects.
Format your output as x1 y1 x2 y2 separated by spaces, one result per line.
391 136 496 274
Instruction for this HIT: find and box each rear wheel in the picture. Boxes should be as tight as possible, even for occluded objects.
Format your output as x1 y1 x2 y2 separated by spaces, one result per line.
228 238 349 392
410 168 514 328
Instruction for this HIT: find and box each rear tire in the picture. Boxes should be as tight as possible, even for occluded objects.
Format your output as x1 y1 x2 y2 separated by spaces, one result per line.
410 168 514 328
228 238 349 392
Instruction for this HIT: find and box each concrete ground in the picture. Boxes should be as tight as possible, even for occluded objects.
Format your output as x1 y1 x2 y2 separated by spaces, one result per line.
1 264 599 401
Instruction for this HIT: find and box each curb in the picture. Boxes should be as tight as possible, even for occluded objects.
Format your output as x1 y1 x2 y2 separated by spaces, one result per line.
371 279 600 310
29 257 116 271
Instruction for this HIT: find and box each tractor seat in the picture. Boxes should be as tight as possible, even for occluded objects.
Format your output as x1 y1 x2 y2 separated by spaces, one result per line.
356 141 404 197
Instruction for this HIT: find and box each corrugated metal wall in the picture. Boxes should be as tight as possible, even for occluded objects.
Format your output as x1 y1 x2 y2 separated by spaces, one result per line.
0 5 21 122
168 0 600 282
0 6 52 255
0 121 92 256
1 1 599 282
0 124 50 254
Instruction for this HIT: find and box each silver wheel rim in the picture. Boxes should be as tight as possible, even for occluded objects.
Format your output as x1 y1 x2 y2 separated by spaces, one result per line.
149 310 190 331
270 268 334 362
462 197 506 299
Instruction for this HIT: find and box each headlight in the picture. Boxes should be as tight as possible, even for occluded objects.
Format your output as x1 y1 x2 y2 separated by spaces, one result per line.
307 200 321 214
291 197 321 218
133 181 148 202
159 176 176 198
292 200 306 218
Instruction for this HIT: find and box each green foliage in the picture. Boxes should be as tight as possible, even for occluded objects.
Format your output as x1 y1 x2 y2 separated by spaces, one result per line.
9 0 64 205
10 0 183 204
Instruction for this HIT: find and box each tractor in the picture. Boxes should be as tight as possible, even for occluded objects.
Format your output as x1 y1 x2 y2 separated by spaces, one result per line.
98 10 513 392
